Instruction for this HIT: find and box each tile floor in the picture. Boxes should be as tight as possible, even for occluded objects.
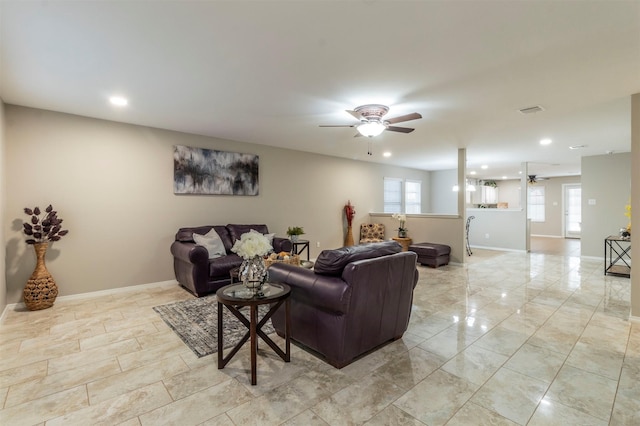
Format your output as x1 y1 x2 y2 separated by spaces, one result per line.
1 244 638 425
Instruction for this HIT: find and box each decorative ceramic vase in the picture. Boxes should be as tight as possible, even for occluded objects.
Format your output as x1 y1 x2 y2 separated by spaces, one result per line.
239 255 268 293
23 242 58 311
290 234 299 243
345 225 354 246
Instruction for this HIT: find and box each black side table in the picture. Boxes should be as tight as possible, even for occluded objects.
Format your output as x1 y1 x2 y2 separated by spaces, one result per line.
604 235 631 277
291 239 310 261
216 283 290 385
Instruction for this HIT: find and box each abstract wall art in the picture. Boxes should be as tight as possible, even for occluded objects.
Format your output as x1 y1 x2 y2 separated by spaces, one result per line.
173 145 259 195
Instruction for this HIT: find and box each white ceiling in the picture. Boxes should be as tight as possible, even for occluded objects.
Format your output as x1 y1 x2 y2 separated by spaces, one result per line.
1 1 639 180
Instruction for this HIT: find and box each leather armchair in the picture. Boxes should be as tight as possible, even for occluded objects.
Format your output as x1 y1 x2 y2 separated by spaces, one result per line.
269 241 418 368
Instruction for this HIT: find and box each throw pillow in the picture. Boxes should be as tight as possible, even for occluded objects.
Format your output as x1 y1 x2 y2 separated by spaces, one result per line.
193 229 227 259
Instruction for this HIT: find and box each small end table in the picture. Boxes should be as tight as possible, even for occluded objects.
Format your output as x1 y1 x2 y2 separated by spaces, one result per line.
216 283 290 385
392 237 412 252
291 239 310 261
604 235 631 277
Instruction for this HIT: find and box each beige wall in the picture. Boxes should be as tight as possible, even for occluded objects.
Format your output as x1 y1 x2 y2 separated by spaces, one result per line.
496 179 521 209
0 99 6 313
430 169 457 214
4 105 435 304
631 93 639 318
370 213 464 263
581 152 631 258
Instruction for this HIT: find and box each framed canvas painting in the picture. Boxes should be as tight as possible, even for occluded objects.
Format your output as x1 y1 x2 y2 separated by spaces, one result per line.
173 145 259 195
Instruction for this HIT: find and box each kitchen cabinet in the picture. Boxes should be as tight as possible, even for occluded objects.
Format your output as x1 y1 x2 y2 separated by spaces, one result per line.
482 186 498 204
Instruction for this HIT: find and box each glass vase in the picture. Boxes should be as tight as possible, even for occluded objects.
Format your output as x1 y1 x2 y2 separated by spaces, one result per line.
239 255 268 293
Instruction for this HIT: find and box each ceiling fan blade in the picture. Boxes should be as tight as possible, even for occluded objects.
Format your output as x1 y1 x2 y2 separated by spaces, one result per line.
319 124 357 128
385 112 422 124
346 109 364 120
386 126 414 133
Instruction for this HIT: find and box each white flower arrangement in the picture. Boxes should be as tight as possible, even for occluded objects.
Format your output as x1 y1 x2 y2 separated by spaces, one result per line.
391 213 407 232
231 230 272 259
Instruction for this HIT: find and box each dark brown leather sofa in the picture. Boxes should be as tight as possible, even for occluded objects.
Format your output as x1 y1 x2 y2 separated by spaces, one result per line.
170 224 292 297
268 241 418 368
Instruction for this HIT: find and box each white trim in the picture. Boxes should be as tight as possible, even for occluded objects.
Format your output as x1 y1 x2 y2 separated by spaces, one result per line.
630 315 640 324
580 255 603 261
530 234 564 238
57 280 177 301
369 213 459 219
466 208 524 212
469 245 526 253
1 280 178 323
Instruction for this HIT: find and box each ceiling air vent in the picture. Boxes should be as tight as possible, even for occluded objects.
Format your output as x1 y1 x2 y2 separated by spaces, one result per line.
518 105 545 114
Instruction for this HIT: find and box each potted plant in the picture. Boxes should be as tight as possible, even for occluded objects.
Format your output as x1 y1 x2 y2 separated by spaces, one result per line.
286 226 305 243
391 213 408 238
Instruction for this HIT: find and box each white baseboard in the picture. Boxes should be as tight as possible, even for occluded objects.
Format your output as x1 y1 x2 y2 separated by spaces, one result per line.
1 280 178 323
469 245 526 253
630 315 640 324
530 234 564 238
580 255 603 261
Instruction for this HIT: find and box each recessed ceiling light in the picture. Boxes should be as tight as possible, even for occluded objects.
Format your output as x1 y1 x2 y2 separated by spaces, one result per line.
469 171 477 175
109 96 128 106
569 144 587 150
502 176 507 179
540 138 552 145
481 165 488 169
383 152 391 157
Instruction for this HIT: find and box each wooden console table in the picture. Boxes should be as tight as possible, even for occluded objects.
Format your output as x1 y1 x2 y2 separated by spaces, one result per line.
604 235 631 277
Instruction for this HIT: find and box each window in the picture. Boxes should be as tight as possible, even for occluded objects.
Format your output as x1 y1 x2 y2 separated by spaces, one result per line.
527 186 545 222
384 178 421 213
405 180 422 214
384 178 402 213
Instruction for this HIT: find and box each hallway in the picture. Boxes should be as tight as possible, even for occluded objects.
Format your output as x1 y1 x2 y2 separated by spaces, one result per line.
530 236 581 257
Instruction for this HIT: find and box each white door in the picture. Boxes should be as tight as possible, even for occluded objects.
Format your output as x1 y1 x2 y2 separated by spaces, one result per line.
564 184 581 238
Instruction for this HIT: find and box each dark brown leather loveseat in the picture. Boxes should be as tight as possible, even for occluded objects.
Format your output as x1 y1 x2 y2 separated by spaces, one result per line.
268 241 418 368
170 224 292 297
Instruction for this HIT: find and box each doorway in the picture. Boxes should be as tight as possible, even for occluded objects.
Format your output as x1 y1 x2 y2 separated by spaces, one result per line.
564 183 581 239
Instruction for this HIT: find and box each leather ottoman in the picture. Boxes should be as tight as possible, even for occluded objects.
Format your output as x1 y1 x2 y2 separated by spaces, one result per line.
409 242 451 268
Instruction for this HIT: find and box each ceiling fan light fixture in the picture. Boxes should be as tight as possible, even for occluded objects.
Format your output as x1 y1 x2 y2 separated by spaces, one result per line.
357 121 386 137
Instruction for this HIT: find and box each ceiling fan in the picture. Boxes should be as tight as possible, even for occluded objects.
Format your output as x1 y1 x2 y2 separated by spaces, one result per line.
319 104 422 138
528 175 549 184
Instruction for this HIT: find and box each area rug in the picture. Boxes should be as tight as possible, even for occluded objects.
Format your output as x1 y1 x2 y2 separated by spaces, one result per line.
153 296 275 358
